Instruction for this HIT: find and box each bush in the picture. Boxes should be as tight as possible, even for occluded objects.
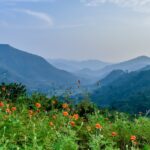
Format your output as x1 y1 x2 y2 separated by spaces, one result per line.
0 82 26 102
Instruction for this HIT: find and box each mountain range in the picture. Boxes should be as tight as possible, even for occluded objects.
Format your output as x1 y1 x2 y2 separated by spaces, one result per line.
97 55 150 78
91 68 150 114
0 44 150 113
0 44 77 91
47 59 109 72
48 56 150 82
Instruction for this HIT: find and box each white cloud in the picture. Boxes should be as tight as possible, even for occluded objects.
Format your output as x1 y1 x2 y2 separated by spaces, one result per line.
15 9 53 27
81 0 150 12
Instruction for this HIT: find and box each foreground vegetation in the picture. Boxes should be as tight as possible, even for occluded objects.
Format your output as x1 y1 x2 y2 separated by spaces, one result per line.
0 83 150 150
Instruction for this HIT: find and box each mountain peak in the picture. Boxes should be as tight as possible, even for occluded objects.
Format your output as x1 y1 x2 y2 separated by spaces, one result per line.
134 55 150 60
0 44 11 47
0 44 77 90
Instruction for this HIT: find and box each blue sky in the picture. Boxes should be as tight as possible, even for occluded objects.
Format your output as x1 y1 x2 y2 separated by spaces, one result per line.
1 0 150 62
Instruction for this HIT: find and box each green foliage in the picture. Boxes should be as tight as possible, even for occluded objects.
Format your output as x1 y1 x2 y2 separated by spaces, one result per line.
0 82 26 102
92 70 150 114
0 84 149 149
75 99 97 118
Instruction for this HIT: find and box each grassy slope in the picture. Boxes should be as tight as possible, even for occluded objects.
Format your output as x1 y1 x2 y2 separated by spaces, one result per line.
0 96 150 150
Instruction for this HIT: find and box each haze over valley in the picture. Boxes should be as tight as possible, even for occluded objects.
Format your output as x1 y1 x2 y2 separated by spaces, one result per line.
1 44 150 113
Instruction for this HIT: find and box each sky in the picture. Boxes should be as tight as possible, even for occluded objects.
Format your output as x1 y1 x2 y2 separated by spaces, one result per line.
1 0 150 62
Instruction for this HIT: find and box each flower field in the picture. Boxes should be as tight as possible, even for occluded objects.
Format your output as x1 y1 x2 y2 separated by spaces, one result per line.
0 84 150 149
0 97 150 150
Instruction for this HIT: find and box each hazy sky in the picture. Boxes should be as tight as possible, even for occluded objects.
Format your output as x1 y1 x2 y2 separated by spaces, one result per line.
1 0 150 62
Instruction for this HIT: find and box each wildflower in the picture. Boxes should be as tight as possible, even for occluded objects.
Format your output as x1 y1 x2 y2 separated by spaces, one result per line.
95 123 102 129
70 121 75 127
49 121 54 127
35 103 41 109
130 135 136 141
62 103 69 109
11 107 16 112
6 108 11 114
0 101 4 107
29 110 34 117
73 114 79 120
63 111 69 116
2 86 6 91
111 132 117 137
52 115 56 119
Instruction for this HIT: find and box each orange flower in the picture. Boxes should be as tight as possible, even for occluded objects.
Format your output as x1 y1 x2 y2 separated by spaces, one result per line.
62 103 69 109
29 110 34 116
49 121 54 127
95 123 102 129
0 101 4 107
70 121 75 127
6 108 11 114
130 135 136 141
35 103 41 109
111 132 117 137
73 114 79 120
63 111 69 116
11 107 16 112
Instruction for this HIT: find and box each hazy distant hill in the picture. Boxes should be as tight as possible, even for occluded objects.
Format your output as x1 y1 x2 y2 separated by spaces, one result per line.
75 56 150 82
97 56 150 79
47 59 110 72
48 56 150 82
47 59 110 83
0 44 77 91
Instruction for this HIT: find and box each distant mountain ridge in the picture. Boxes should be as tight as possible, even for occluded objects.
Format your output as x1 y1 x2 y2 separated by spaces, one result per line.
0 44 77 91
47 59 110 72
48 56 150 83
47 59 111 83
97 56 150 78
100 70 126 86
